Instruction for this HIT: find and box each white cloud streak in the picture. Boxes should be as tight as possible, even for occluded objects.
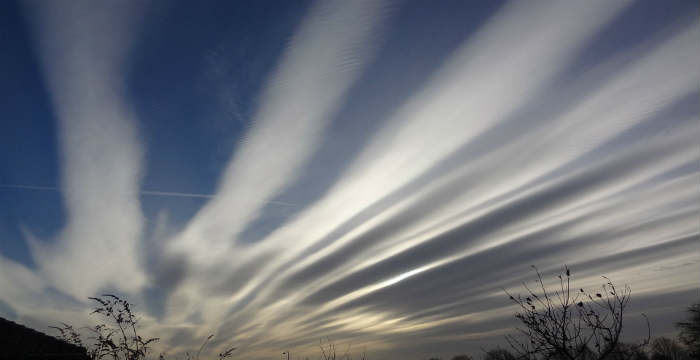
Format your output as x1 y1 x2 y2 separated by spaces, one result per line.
154 0 390 353
235 0 636 302
170 0 389 265
23 0 147 298
166 3 698 357
2 1 698 359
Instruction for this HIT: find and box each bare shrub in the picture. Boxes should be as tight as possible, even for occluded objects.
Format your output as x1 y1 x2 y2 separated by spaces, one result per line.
318 338 366 360
482 348 516 360
52 294 158 360
649 337 688 360
504 266 649 360
51 294 235 360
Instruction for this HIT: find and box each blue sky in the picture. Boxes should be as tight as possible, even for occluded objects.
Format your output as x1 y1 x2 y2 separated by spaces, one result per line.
0 1 699 359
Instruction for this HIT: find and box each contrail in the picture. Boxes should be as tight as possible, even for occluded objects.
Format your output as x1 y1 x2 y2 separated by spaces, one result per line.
0 184 58 192
0 184 296 206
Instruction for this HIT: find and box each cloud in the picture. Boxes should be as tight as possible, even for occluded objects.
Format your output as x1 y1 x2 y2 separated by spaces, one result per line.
2 1 697 359
234 0 637 297
154 0 392 353
170 0 390 264
271 5 696 307
170 3 697 357
23 0 148 298
0 253 44 309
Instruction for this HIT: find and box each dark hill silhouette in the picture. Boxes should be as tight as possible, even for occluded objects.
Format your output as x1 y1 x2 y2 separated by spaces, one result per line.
0 317 89 360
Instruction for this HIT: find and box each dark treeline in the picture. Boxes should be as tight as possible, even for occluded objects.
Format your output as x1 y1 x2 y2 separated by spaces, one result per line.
39 268 700 360
427 334 696 360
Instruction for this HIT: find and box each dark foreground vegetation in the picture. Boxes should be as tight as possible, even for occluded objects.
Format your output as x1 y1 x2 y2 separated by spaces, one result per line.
19 267 699 360
0 316 89 360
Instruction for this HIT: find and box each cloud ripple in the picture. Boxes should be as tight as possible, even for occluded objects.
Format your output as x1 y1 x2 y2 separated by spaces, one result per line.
0 1 697 359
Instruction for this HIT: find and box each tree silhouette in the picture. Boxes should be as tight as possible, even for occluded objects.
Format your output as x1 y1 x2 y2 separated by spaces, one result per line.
607 342 649 360
649 337 687 360
504 266 649 360
482 348 516 360
451 355 473 360
675 302 699 358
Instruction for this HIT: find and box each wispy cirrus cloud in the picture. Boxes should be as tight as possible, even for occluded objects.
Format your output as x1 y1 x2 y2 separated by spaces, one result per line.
159 2 697 357
227 0 637 310
22 0 147 298
0 1 697 359
170 0 390 265
155 0 391 353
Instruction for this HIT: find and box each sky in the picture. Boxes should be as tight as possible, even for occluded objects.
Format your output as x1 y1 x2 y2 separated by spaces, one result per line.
0 0 698 359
